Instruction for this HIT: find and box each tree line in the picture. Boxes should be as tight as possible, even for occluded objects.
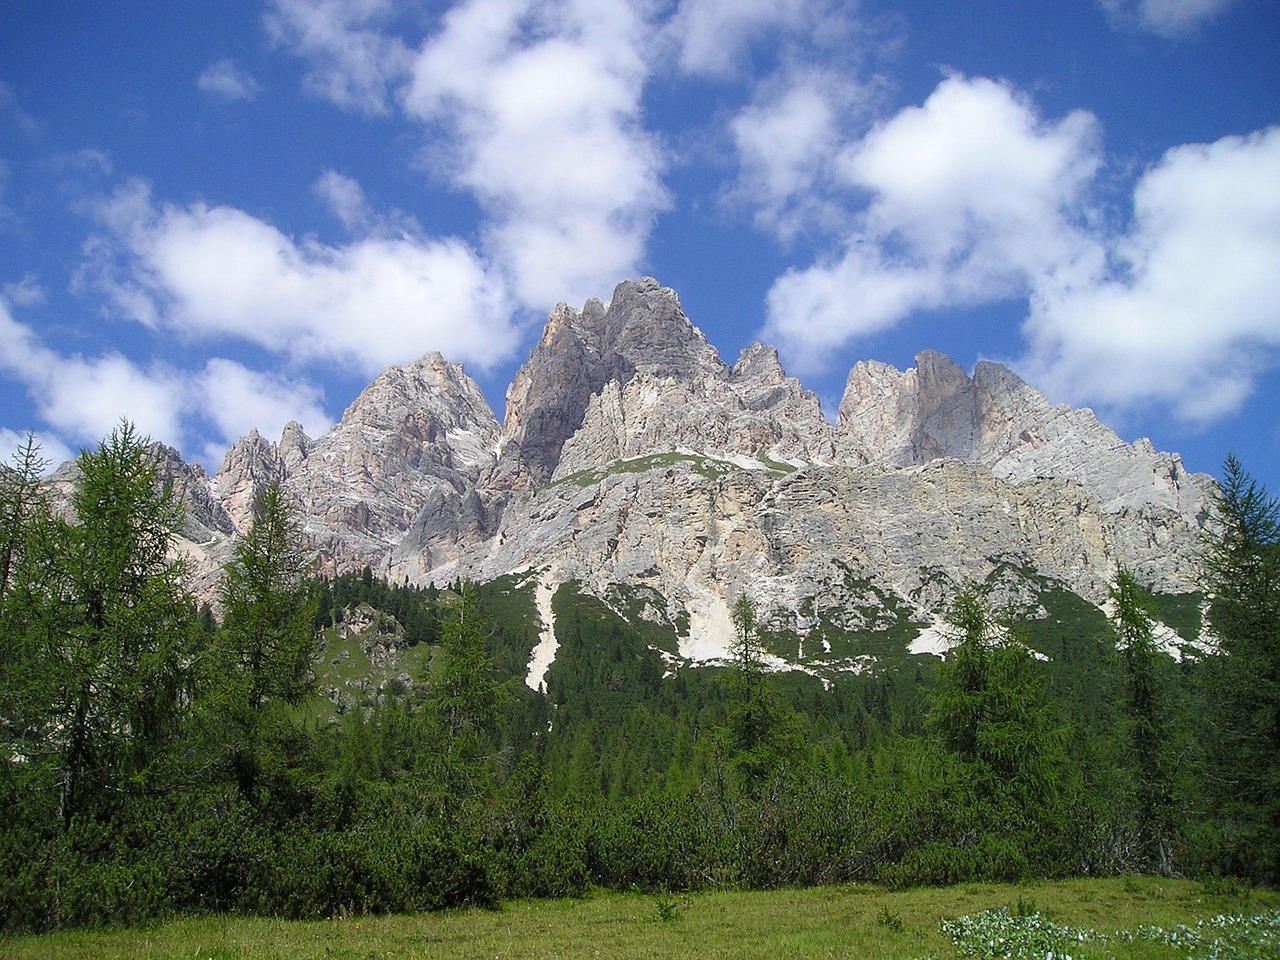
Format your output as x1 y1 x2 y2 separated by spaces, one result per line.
0 425 1276 932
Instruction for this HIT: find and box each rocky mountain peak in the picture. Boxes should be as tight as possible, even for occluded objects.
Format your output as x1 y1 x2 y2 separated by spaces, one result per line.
596 277 725 380
488 278 732 490
214 428 286 532
732 342 786 384
832 350 1211 517
278 421 312 474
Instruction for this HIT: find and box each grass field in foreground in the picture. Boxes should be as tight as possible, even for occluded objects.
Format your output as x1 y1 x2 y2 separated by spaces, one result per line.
2 877 1276 960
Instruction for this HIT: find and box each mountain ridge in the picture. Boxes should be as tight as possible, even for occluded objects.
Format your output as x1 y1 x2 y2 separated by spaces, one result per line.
101 277 1212 674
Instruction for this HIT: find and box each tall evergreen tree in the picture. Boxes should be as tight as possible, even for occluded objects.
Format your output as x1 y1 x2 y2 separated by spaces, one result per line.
208 481 317 805
1202 454 1280 882
927 585 1069 819
0 435 59 822
425 582 508 794
0 433 48 599
1110 568 1174 875
723 592 802 791
5 423 195 826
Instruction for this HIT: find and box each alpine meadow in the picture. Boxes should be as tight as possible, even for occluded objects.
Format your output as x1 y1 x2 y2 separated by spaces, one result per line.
2 0 1278 953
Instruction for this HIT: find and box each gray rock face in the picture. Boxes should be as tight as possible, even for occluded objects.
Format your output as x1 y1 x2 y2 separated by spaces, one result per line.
836 349 1212 518
553 342 835 477
214 429 290 534
211 352 500 576
63 277 1211 660
423 452 1206 662
488 278 731 490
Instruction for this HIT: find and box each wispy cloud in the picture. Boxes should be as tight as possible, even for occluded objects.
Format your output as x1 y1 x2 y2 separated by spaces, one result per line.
1101 0 1237 37
196 59 260 101
313 169 372 231
404 0 669 309
266 0 413 114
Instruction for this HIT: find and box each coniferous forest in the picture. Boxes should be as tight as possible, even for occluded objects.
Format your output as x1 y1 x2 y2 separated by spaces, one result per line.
0 424 1277 933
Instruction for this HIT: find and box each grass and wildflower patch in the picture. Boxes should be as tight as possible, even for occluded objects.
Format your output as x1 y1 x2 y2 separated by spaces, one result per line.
940 905 1280 960
3 878 1276 960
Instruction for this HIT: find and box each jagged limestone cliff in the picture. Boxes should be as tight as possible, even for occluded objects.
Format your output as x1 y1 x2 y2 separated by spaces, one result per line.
176 277 1214 672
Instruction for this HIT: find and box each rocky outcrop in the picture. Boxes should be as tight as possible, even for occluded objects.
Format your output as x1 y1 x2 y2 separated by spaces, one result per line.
214 429 291 533
836 349 1212 518
553 344 835 477
487 278 733 490
415 452 1205 659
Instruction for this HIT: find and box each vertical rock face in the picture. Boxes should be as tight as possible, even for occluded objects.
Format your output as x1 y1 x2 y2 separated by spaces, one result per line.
212 352 500 575
837 350 992 465
214 429 288 534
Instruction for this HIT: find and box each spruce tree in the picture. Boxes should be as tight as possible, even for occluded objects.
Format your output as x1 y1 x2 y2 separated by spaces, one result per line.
1110 568 1174 875
426 582 507 794
723 592 801 791
1202 454 1280 882
926 585 1070 858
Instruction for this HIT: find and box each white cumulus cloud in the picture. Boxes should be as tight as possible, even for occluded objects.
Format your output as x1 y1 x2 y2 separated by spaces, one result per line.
729 72 869 240
403 0 668 309
93 180 520 377
764 75 1104 372
0 298 337 467
0 299 188 447
196 358 333 462
760 72 1280 429
1022 126 1280 425
267 0 669 312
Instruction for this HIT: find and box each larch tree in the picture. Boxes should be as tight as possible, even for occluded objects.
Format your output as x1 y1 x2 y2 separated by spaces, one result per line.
208 480 317 805
21 422 194 826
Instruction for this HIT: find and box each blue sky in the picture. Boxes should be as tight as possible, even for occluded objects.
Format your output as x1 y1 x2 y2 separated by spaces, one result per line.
1 0 1278 494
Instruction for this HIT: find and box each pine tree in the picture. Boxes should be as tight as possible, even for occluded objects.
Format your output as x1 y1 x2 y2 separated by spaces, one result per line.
0 435 59 818
723 592 802 792
425 582 508 794
1202 454 1280 882
927 585 1069 817
0 433 48 599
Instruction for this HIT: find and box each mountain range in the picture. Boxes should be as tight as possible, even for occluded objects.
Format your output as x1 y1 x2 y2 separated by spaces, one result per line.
81 278 1214 679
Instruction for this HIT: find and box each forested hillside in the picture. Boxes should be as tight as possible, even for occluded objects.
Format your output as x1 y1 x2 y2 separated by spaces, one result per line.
1 426 1276 933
